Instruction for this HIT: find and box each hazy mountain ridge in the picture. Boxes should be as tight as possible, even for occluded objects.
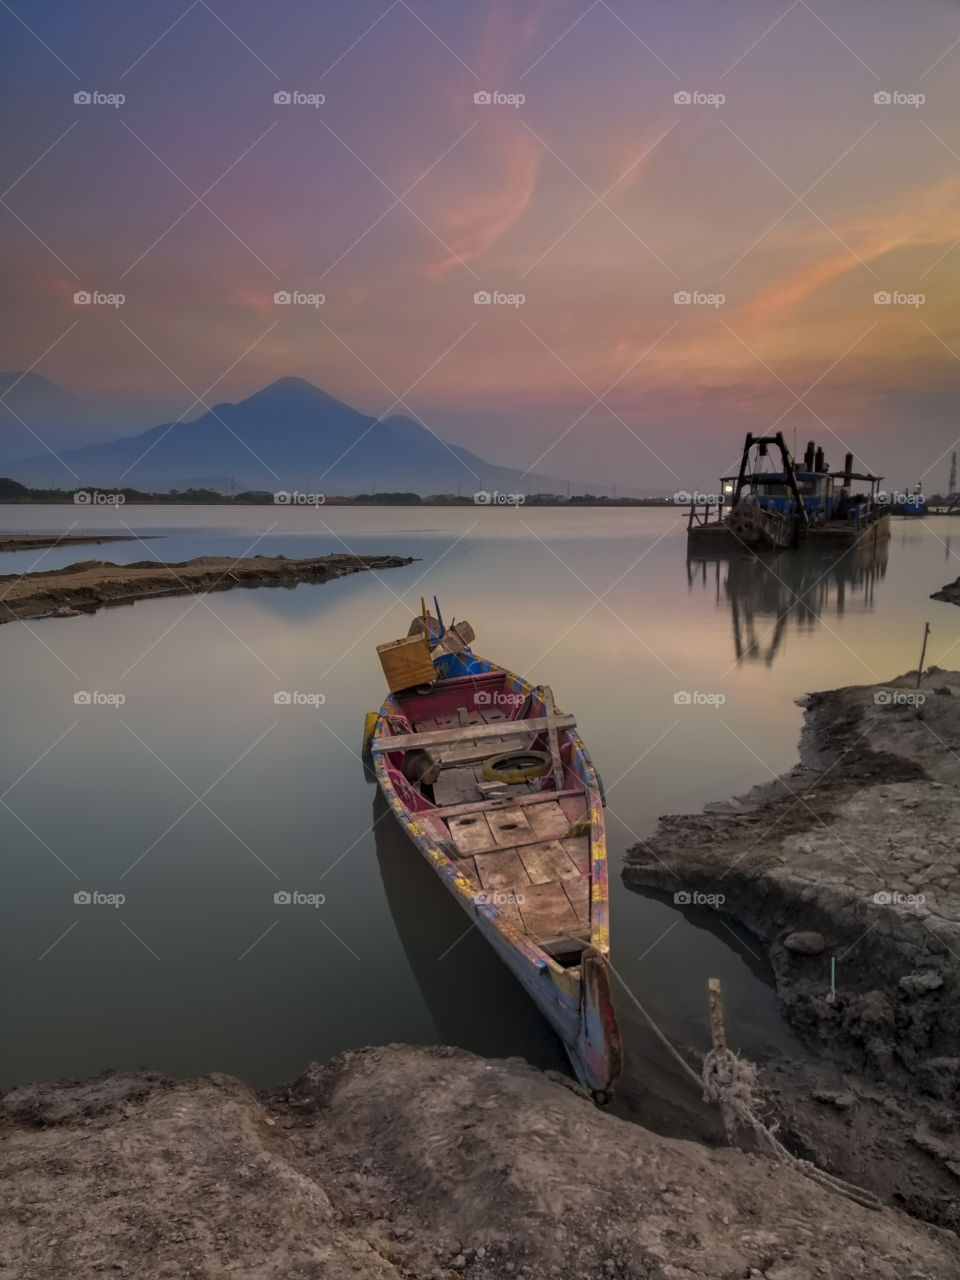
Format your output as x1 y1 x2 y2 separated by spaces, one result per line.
2 376 572 496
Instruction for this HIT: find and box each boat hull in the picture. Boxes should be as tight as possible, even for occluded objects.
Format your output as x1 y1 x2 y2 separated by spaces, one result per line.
689 509 891 552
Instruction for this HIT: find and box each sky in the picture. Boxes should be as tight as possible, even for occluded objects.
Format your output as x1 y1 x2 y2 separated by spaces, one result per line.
2 0 960 491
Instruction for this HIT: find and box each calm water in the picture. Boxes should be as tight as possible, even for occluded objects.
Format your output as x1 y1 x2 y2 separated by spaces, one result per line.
2 506 958 1104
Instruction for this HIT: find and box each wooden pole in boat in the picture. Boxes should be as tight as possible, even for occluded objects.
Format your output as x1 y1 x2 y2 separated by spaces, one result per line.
540 685 566 791
917 622 930 689
708 978 736 1144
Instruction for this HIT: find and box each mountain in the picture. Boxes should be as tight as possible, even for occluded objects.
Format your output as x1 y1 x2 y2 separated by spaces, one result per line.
2 377 563 496
0 373 95 462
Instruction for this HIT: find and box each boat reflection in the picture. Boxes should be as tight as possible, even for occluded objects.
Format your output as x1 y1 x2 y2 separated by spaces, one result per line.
686 541 888 666
370 788 570 1075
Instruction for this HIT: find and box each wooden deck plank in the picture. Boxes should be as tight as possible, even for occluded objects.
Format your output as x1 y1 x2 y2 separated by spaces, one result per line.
474 849 531 892
562 876 590 923
432 767 482 807
447 812 498 855
517 881 581 939
370 714 577 754
412 717 439 733
524 800 571 840
560 835 591 876
427 788 584 820
480 891 524 931
435 732 528 766
478 706 509 723
517 839 581 885
486 806 537 847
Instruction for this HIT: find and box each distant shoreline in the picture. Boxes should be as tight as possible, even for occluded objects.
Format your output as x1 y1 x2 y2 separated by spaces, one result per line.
0 495 676 508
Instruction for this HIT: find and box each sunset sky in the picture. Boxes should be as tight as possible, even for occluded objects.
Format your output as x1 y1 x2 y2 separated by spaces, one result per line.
2 0 960 490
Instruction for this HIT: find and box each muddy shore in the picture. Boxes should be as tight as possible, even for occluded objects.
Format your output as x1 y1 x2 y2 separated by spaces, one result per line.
623 667 960 1230
932 576 960 606
0 533 140 553
2 1046 957 1280
0 552 415 623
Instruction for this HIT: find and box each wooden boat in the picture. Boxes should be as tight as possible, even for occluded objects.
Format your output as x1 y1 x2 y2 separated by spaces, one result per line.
364 612 622 1100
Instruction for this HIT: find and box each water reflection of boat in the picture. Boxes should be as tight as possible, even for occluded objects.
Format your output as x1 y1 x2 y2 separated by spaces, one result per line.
686 542 888 666
371 789 569 1075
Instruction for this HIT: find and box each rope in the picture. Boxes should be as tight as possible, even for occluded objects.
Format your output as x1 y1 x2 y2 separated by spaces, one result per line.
608 965 883 1212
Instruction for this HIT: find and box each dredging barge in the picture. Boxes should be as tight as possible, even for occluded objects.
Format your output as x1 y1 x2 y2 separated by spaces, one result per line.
687 433 891 553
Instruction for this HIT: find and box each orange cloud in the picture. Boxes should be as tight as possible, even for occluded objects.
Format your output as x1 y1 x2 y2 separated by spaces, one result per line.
426 130 542 274
735 172 960 326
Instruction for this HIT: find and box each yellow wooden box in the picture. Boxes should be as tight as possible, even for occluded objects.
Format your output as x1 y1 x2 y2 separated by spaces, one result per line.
377 634 435 692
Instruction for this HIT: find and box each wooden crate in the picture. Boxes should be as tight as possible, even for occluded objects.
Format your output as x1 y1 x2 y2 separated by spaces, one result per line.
377 634 435 693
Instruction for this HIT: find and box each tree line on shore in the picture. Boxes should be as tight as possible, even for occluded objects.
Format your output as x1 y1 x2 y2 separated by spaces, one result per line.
0 478 674 507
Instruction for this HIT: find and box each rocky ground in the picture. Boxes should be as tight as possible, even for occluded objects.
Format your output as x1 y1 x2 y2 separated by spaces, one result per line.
623 667 960 1231
2 1045 958 1280
0 552 415 623
0 533 140 552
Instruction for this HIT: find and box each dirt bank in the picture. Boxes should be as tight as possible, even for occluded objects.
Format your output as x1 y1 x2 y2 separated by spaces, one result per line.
932 577 960 606
623 667 960 1229
0 533 141 553
0 552 415 623
1 1046 956 1280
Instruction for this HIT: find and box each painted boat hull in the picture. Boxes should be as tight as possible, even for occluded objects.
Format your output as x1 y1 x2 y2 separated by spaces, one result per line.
370 646 622 1097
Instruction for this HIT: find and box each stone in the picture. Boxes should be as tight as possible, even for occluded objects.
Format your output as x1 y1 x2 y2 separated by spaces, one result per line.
899 970 944 996
783 931 825 955
812 1090 856 1110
